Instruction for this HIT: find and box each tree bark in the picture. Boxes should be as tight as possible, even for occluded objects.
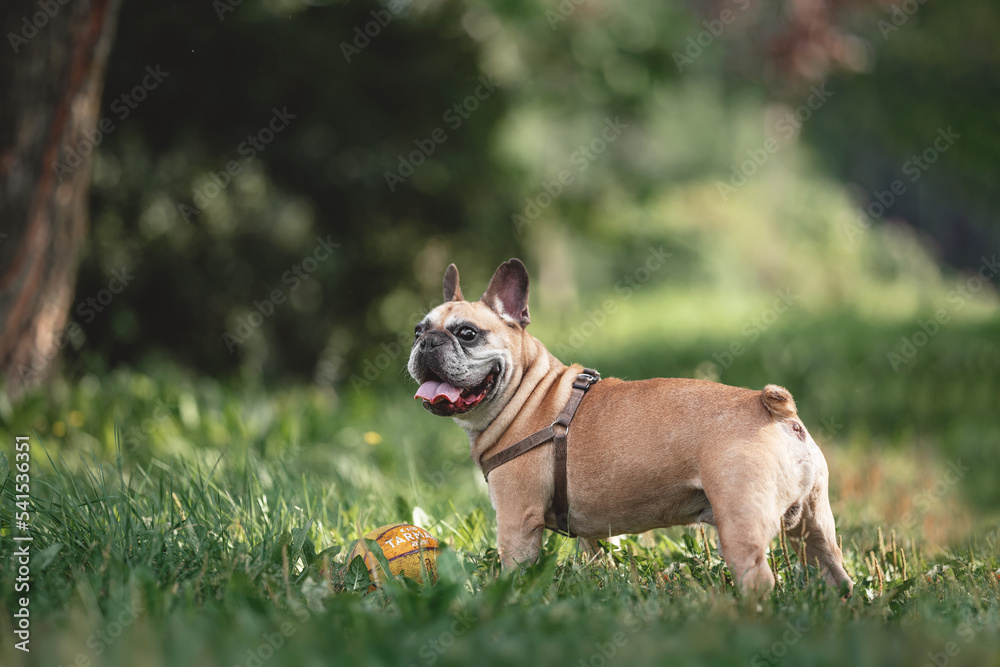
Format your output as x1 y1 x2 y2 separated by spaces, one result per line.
0 0 121 399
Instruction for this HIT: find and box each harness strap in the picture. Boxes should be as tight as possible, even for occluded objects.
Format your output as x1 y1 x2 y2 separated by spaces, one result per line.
480 368 600 536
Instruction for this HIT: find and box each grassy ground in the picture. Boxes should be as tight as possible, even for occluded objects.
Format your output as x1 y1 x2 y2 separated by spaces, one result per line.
2 306 999 666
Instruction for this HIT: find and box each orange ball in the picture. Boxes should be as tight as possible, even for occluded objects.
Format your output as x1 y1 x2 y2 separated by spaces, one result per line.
349 523 439 590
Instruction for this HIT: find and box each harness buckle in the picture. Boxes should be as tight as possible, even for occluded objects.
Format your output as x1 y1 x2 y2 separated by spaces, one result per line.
572 370 600 390
551 413 572 430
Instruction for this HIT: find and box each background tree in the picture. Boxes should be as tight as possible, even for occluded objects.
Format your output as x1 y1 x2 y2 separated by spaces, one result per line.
0 0 122 398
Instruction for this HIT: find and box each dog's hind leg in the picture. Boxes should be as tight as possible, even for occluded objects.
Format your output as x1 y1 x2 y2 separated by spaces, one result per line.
715 522 777 591
707 490 779 591
785 454 854 594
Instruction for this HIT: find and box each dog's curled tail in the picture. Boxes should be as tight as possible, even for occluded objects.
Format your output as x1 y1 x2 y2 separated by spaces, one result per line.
760 384 797 419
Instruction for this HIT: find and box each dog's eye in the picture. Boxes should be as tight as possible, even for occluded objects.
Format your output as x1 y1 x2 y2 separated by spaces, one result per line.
456 326 477 342
414 323 425 340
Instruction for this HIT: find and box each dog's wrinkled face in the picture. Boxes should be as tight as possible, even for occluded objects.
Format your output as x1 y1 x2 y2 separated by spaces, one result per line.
408 301 509 417
407 260 530 421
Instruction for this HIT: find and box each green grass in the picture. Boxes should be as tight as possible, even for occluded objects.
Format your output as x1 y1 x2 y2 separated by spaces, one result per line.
2 435 999 667
1 304 999 666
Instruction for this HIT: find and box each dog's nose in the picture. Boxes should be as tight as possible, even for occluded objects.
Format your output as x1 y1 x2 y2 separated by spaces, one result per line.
419 330 449 350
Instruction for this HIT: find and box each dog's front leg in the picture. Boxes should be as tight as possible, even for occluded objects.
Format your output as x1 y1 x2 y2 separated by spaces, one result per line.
496 505 545 570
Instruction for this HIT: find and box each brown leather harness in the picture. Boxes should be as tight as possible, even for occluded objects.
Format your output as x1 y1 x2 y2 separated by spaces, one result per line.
479 368 601 537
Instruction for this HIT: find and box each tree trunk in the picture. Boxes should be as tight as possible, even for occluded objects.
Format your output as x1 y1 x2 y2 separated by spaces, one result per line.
0 0 121 400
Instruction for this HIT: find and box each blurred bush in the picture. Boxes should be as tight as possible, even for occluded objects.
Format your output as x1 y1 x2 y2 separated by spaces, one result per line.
70 0 999 394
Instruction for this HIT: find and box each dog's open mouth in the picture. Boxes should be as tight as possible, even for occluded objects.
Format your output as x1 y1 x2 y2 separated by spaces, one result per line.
414 365 499 416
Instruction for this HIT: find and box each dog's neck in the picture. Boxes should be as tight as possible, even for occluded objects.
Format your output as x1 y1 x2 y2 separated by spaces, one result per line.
457 331 576 467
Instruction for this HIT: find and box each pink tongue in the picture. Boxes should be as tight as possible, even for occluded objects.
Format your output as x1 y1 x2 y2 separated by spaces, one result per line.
415 380 463 404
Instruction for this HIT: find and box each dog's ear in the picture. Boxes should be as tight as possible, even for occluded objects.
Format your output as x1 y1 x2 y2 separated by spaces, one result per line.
443 263 463 302
482 258 530 327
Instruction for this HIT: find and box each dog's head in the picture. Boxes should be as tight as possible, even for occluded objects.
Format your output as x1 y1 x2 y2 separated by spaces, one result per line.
407 259 531 420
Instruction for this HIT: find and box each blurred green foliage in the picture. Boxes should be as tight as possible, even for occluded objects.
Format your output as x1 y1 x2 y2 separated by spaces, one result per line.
72 0 1000 390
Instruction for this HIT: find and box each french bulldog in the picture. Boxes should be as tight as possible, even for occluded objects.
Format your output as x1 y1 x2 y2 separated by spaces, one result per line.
407 258 852 592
